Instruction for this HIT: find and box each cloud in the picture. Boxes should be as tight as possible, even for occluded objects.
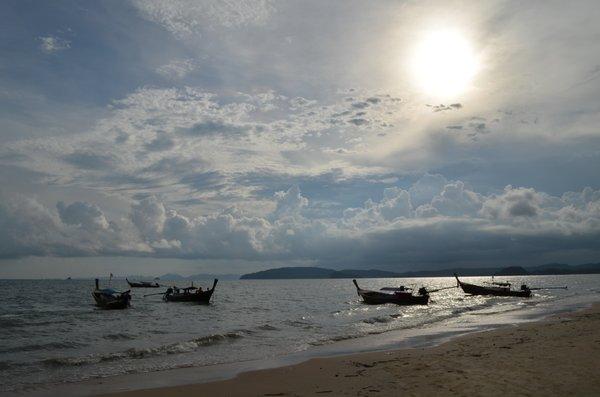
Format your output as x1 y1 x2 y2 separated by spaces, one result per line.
428 103 462 112
0 194 148 259
2 177 600 268
38 35 71 54
272 185 308 218
132 0 276 38
3 86 409 211
180 120 250 138
179 171 226 192
144 133 175 152
63 151 115 170
131 196 167 241
348 118 368 126
156 58 197 79
351 101 370 109
57 201 110 231
480 186 541 219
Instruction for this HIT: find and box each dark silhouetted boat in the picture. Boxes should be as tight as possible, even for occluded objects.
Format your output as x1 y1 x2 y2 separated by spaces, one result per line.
353 279 429 305
163 279 218 304
126 278 160 288
92 279 131 309
454 273 531 297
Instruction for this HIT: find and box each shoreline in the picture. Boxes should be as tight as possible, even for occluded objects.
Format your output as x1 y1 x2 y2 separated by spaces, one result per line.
101 301 600 396
10 298 598 397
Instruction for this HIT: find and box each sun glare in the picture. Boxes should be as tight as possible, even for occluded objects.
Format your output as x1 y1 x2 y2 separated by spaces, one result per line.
409 29 479 98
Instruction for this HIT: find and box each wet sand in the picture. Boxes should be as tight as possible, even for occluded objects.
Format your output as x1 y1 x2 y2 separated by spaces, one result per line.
103 303 600 397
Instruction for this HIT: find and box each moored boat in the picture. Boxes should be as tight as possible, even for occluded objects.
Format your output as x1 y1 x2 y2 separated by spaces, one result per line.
126 278 160 288
353 279 429 305
92 279 131 309
454 273 531 297
163 279 218 304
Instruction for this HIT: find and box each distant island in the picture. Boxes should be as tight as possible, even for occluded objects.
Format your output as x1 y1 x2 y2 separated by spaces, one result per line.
240 263 600 279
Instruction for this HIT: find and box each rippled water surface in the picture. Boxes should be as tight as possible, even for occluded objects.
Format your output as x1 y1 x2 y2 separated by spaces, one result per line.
1 275 599 392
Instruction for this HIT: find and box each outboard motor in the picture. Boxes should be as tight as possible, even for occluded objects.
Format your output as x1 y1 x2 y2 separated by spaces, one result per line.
418 287 428 296
95 278 99 290
520 284 528 291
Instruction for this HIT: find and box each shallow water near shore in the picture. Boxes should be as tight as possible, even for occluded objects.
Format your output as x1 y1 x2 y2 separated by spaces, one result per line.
1 275 599 394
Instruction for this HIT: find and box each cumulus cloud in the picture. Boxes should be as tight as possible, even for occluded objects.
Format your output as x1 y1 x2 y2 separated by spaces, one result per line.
481 186 541 219
131 196 167 241
2 177 600 268
0 194 148 258
57 201 110 231
272 185 308 219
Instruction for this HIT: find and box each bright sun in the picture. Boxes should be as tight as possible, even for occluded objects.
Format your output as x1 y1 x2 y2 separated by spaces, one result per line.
410 30 479 98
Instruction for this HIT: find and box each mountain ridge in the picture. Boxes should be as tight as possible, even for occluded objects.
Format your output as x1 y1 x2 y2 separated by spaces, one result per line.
240 263 600 279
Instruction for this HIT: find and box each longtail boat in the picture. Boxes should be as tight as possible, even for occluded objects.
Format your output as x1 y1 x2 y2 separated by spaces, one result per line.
454 273 531 297
163 279 218 304
353 279 429 305
92 279 131 309
126 278 160 288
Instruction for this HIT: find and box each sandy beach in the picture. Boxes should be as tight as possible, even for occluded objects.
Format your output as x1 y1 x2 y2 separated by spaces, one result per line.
102 303 600 397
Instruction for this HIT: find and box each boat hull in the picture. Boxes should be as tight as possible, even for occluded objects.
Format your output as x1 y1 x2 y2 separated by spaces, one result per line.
92 291 131 309
458 282 531 297
358 290 429 305
164 290 214 304
353 280 429 305
163 279 218 304
454 275 531 297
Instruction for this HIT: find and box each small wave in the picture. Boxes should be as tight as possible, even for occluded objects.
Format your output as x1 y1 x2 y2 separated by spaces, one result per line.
43 356 95 367
0 341 85 354
0 318 24 329
42 331 246 368
149 329 169 335
235 328 256 335
283 319 320 329
0 360 13 370
309 333 362 346
362 316 394 324
103 333 137 341
257 324 279 331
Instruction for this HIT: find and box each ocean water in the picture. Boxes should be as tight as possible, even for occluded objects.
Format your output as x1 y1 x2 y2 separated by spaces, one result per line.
0 275 599 393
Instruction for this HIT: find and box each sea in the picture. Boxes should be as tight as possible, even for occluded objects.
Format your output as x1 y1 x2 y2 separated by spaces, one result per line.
1 275 599 395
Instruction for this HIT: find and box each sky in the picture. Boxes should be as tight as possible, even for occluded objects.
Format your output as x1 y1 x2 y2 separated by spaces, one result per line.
1 0 600 278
